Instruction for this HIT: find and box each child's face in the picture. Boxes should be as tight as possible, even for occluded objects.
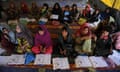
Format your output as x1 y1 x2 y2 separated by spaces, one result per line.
96 10 99 14
62 30 68 37
16 25 21 33
38 30 44 35
3 29 8 34
65 7 69 11
85 6 89 11
43 6 47 9
82 28 89 35
73 6 77 9
21 4 25 7
106 9 110 13
10 4 15 8
55 5 58 9
102 31 109 36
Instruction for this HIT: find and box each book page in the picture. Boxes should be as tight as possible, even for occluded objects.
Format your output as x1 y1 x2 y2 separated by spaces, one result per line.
89 56 108 68
50 14 59 19
0 48 6 54
108 55 120 66
75 56 92 68
52 57 70 70
0 56 10 65
108 50 120 66
8 54 25 65
34 54 51 65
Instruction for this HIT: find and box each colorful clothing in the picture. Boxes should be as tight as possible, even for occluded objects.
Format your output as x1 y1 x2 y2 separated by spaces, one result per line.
75 25 92 54
16 24 33 54
32 25 53 54
16 38 31 53
75 37 91 54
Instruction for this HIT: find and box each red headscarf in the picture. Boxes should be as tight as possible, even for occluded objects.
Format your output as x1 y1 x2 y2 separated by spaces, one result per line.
76 23 91 37
83 4 91 17
21 2 29 13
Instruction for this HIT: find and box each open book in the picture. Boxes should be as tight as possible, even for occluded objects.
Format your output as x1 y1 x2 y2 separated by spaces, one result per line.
34 54 51 65
75 56 92 68
52 57 70 70
8 54 25 65
89 56 108 68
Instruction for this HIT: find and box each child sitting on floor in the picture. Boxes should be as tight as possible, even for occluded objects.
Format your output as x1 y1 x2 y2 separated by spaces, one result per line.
32 25 53 54
94 26 112 57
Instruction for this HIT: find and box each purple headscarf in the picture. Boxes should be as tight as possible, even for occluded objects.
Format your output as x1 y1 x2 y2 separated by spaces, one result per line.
34 25 52 48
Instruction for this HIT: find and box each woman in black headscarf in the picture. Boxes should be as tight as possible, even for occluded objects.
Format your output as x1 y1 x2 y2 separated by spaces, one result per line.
57 25 75 57
51 2 62 21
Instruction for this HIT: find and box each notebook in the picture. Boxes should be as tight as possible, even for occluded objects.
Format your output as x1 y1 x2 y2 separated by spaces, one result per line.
0 56 10 65
8 54 25 65
75 56 92 68
34 54 51 65
89 56 108 68
52 57 70 70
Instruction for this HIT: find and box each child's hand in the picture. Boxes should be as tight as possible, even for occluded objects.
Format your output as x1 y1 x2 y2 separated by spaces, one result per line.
63 49 66 55
41 47 46 53
100 33 105 39
60 49 64 54
42 48 46 53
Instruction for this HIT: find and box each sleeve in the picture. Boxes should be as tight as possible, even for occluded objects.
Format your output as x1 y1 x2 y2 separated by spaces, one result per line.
44 36 52 48
34 34 40 46
58 34 65 50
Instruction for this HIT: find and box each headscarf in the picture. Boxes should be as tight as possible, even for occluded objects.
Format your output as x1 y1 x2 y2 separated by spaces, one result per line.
21 2 29 13
16 24 33 46
59 25 73 44
83 4 91 17
34 25 52 48
76 24 91 37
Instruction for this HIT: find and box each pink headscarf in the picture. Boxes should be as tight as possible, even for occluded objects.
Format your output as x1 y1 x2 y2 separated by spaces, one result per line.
76 23 91 37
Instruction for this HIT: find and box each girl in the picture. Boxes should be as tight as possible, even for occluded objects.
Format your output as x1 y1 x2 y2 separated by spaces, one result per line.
30 2 40 20
51 2 62 25
32 25 53 54
88 9 100 23
51 2 62 21
70 4 78 21
16 24 33 54
58 26 75 57
82 5 91 19
40 3 49 18
111 32 120 51
20 2 29 17
6 2 19 21
62 5 72 24
75 25 92 55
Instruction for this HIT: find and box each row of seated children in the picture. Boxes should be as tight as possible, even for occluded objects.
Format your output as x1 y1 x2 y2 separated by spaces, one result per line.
0 1 114 25
2 2 79 23
0 21 117 58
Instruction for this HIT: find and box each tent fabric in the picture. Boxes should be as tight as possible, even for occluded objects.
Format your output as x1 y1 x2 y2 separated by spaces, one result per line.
101 0 120 10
